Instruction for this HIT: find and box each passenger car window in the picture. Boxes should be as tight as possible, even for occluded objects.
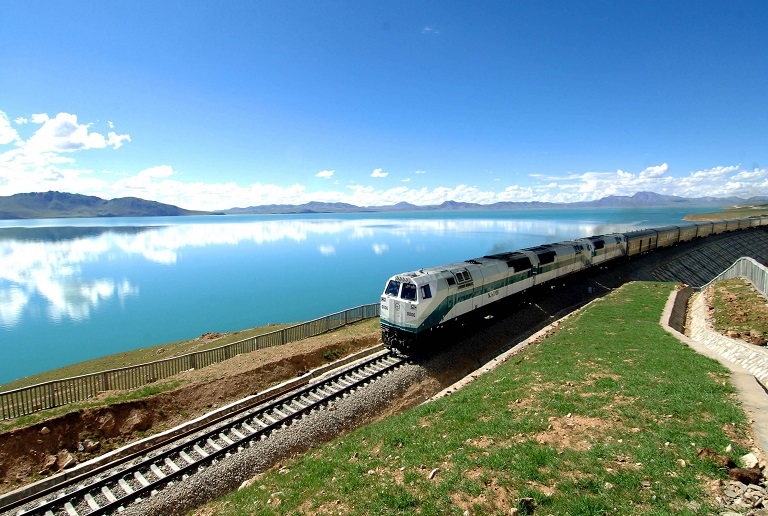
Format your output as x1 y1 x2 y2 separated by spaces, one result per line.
420 285 432 299
401 283 417 301
385 280 400 296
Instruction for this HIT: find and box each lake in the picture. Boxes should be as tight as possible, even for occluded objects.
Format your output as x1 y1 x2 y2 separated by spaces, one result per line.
0 207 710 384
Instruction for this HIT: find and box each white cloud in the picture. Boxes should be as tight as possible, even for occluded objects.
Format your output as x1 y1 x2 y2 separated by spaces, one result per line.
639 163 669 178
138 165 175 179
14 117 28 125
107 131 131 149
24 113 118 153
318 244 335 256
732 168 767 181
0 111 20 145
372 243 389 255
3 109 768 211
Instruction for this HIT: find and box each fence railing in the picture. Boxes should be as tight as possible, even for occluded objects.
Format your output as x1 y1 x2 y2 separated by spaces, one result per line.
697 256 768 296
0 303 380 421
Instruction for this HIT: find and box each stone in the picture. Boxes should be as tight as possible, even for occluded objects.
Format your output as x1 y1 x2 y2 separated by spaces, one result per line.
119 409 152 434
97 412 117 435
741 452 759 469
38 454 57 474
56 451 77 470
82 439 100 453
39 426 50 435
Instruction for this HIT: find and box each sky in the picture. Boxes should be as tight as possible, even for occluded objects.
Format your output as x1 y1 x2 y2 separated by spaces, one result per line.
1 1 767 211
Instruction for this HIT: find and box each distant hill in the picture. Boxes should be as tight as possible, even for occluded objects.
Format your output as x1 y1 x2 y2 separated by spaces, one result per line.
224 192 768 214
0 191 213 219
4 191 767 220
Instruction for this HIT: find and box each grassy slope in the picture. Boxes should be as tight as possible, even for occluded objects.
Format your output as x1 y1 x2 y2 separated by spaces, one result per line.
201 282 750 515
684 203 768 220
0 324 295 391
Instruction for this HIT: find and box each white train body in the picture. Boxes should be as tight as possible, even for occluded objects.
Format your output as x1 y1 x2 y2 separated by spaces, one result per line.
380 219 767 355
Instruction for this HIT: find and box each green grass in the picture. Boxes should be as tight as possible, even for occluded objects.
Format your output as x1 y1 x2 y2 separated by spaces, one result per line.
0 323 295 392
200 282 750 515
0 318 381 431
711 277 768 341
1 318 382 392
684 204 768 220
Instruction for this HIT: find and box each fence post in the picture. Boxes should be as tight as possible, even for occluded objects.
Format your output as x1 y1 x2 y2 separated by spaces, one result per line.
47 383 55 409
0 302 381 421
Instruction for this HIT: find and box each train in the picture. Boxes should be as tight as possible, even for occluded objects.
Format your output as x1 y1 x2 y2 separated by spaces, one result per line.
380 216 768 355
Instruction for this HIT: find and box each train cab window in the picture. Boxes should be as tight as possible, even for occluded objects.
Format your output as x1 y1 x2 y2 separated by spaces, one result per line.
456 271 472 283
420 285 432 299
385 280 400 297
401 283 417 301
508 256 532 272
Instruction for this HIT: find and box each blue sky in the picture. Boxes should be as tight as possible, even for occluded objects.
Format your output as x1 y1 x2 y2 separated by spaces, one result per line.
1 1 766 211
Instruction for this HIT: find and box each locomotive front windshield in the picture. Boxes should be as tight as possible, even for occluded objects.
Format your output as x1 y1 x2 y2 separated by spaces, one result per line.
385 280 400 296
384 279 418 301
401 283 417 301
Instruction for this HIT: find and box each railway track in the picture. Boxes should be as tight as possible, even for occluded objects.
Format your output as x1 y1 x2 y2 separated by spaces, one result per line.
4 350 404 516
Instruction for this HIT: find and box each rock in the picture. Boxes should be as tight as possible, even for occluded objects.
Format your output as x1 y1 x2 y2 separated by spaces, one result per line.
741 452 760 469
39 426 50 435
38 454 57 474
239 476 259 491
729 467 763 485
56 451 77 470
96 412 117 435
82 439 100 453
119 409 152 434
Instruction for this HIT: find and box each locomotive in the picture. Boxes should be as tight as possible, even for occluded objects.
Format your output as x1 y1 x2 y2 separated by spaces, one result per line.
380 217 768 355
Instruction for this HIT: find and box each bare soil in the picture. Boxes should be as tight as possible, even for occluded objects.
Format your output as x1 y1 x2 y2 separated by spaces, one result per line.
0 330 381 494
706 277 768 346
4 248 765 499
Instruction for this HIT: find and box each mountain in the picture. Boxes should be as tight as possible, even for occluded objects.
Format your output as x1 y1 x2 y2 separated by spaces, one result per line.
225 191 765 214
226 201 371 214
0 191 213 219
3 191 765 220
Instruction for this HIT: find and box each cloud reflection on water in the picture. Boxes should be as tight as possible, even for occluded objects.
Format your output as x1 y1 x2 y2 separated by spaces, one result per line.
0 215 635 328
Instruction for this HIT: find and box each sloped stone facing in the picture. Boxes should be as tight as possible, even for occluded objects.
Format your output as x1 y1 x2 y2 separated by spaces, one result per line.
648 229 768 287
689 292 768 387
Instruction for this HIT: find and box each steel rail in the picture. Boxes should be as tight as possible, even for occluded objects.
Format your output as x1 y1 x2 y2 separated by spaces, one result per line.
10 351 403 516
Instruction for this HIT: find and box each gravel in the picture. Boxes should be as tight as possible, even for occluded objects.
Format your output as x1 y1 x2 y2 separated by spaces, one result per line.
60 239 732 515
120 361 428 516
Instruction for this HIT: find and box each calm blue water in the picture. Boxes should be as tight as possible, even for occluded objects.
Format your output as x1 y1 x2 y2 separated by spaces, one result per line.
0 208 710 384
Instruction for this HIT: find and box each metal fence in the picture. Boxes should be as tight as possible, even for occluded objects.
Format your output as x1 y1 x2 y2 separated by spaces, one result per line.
0 303 380 421
697 256 768 296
